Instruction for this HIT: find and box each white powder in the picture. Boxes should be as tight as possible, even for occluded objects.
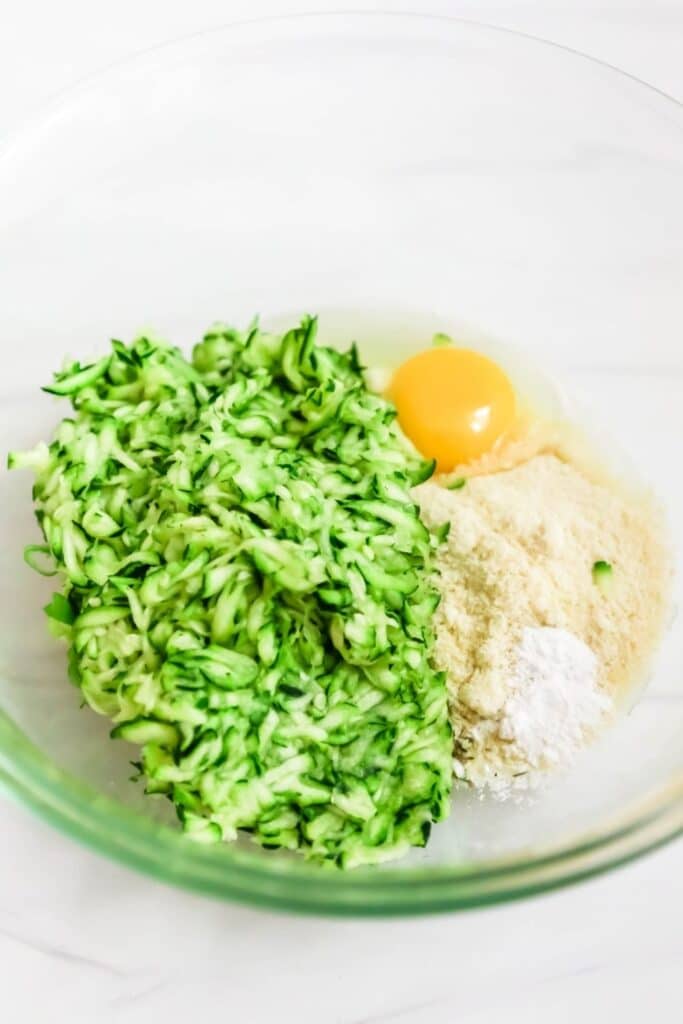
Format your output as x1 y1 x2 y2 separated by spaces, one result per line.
499 627 612 770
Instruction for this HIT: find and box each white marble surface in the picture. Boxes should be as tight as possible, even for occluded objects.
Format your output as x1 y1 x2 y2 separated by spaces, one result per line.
0 793 681 1023
0 2 682 1022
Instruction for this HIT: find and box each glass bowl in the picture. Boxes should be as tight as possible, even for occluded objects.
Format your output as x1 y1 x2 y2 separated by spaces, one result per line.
0 13 681 915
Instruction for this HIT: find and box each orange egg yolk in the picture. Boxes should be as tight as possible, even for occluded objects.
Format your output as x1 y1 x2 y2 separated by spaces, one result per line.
389 347 516 472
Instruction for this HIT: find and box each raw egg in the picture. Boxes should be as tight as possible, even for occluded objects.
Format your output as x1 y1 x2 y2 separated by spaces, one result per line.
389 346 517 471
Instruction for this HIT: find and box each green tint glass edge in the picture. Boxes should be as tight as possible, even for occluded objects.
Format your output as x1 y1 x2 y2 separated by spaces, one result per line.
1 712 680 915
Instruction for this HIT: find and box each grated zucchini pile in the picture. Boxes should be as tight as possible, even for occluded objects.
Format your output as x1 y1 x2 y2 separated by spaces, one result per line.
10 317 452 866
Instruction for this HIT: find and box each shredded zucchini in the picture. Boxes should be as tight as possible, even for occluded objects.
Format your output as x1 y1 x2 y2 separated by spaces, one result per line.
10 316 452 866
592 559 613 594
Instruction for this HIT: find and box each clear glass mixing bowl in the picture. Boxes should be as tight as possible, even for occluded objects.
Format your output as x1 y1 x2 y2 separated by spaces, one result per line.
0 13 681 915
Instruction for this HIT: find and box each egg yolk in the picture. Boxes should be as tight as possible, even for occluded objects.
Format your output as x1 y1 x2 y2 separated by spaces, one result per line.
389 347 516 471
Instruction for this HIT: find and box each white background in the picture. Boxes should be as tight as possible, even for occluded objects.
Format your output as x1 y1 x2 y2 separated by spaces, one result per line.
0 3 681 1022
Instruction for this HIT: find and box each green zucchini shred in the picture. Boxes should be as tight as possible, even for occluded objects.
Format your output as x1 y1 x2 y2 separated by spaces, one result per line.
592 559 613 593
23 544 57 576
10 316 452 866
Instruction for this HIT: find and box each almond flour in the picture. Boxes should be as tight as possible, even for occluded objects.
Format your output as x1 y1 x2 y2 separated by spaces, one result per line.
415 453 672 793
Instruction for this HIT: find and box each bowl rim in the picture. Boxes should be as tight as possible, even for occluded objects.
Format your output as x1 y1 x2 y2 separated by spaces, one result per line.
1 10 681 915
1 708 681 914
0 7 681 166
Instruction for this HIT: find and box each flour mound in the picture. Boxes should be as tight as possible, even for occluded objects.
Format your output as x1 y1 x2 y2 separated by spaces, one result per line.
415 453 671 794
